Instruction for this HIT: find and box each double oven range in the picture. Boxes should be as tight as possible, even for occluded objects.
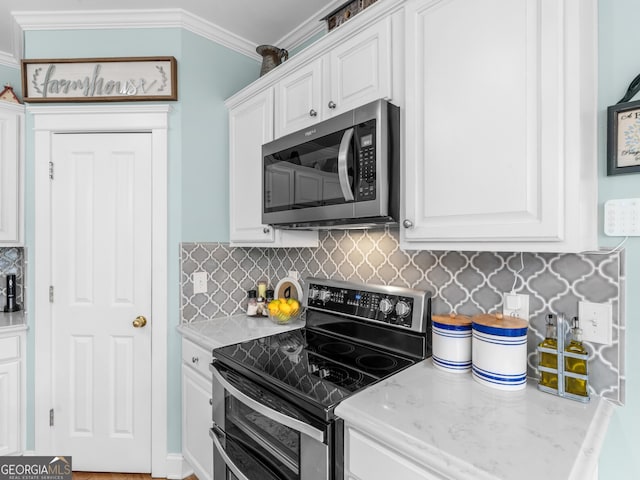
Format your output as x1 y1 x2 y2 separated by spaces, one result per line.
209 278 432 480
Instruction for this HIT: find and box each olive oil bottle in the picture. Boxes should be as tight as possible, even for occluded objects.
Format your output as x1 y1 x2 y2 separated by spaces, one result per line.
538 314 558 389
564 316 588 397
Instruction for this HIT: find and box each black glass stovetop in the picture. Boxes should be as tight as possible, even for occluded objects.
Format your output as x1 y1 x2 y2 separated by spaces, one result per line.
212 325 415 419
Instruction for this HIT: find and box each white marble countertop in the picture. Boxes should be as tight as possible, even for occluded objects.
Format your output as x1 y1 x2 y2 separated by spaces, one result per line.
0 311 27 333
335 360 614 480
176 313 305 351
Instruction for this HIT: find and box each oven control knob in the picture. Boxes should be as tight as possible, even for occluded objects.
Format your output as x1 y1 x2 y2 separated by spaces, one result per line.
308 287 319 300
319 290 331 303
395 300 411 318
379 297 394 315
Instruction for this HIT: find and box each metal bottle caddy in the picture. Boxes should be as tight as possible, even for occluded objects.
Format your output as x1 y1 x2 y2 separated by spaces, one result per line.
537 313 590 403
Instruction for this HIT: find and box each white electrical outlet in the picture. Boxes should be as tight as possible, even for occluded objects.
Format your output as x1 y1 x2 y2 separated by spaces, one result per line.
193 271 208 294
502 293 529 321
288 270 299 280
604 198 640 236
578 301 612 345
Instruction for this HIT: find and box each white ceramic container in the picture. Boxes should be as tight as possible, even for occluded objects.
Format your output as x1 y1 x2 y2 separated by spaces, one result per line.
471 313 528 391
432 313 472 373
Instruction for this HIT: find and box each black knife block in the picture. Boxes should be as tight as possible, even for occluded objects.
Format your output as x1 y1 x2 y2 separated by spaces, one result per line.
4 274 20 312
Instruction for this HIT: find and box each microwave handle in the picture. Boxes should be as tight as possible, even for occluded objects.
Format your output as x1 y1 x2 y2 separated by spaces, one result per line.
211 361 325 442
337 127 355 202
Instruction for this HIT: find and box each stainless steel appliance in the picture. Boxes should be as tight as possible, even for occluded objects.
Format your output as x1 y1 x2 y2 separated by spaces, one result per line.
210 278 432 480
261 99 400 229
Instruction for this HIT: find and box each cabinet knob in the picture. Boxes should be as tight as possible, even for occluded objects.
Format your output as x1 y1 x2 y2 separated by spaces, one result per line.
192 356 199 364
328 101 337 109
402 219 414 229
263 227 271 234
209 398 213 406
309 109 317 117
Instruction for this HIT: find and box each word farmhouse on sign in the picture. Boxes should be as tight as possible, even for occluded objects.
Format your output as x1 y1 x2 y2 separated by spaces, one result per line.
21 56 177 102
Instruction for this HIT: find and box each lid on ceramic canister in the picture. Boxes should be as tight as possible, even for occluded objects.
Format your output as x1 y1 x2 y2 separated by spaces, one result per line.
432 312 472 327
472 313 528 337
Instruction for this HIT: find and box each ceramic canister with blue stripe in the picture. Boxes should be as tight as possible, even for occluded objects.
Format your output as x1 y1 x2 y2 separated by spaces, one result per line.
432 313 472 373
471 313 528 391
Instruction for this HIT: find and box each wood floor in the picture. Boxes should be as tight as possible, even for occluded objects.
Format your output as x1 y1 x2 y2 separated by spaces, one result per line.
73 474 198 480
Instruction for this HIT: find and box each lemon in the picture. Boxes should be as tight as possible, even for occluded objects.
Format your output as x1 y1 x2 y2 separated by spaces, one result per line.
279 303 292 315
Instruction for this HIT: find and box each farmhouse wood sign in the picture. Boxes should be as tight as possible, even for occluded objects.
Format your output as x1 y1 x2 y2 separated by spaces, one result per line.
21 56 177 102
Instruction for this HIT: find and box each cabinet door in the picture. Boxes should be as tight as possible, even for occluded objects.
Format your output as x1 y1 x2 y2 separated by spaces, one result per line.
0 359 20 456
346 427 447 480
0 105 23 244
229 88 276 244
275 59 323 137
182 364 213 480
401 0 596 252
326 17 392 117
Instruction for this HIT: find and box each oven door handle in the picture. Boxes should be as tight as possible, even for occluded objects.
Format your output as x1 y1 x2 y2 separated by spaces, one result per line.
211 363 325 443
210 426 252 480
337 127 355 202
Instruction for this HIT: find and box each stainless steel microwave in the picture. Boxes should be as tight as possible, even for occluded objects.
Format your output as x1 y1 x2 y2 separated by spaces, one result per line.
262 99 399 229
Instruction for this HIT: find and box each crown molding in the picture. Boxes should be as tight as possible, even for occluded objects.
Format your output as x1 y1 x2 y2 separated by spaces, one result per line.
0 51 18 68
11 8 260 61
275 0 346 51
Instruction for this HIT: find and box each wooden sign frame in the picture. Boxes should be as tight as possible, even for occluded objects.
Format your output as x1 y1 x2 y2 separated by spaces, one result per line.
21 56 178 103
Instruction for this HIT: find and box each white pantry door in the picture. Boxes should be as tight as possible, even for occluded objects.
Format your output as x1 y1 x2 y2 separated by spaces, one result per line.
50 132 152 472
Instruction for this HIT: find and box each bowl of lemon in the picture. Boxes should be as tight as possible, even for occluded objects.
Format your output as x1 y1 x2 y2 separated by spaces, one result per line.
267 297 303 324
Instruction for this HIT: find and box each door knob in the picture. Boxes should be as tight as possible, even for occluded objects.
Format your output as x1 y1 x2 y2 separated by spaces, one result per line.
133 316 147 328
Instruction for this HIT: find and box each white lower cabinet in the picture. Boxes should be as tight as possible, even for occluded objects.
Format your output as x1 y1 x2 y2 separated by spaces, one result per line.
0 329 25 456
182 339 213 480
345 426 448 480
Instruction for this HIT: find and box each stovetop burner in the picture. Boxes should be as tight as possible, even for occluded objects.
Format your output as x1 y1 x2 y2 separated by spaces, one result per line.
317 342 356 356
356 354 399 372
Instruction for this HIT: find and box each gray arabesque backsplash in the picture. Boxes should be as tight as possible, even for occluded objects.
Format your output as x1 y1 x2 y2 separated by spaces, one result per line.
0 247 24 307
181 227 625 405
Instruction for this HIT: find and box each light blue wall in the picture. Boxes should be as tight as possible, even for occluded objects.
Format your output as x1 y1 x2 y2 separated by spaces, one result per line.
598 0 640 477
180 31 259 241
21 27 258 455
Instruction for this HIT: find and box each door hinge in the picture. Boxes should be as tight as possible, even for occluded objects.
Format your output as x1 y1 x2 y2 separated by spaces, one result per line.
49 161 54 180
49 408 54 427
49 286 54 303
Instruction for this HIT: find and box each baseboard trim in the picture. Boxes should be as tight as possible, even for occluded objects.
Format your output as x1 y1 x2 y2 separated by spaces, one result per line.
166 453 192 480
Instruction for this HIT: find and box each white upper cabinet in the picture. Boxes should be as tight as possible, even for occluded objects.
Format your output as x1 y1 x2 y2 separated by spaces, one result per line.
0 103 24 245
275 59 323 137
228 88 317 247
401 0 597 252
326 18 393 118
274 13 396 138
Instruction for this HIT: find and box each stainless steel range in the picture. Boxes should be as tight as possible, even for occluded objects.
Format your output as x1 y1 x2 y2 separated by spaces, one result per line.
209 277 432 480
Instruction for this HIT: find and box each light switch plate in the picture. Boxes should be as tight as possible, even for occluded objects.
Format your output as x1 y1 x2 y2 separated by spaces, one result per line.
502 293 529 321
578 301 612 345
193 271 208 294
604 198 640 236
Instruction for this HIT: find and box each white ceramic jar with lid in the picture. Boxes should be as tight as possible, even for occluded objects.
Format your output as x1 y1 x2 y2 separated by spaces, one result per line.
471 313 528 391
432 313 472 373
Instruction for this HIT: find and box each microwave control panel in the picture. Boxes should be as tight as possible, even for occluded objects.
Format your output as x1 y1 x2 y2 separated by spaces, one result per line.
357 133 376 201
306 279 430 334
355 123 376 201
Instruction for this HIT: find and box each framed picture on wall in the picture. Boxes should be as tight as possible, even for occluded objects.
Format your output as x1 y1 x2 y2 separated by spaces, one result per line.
607 99 640 175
